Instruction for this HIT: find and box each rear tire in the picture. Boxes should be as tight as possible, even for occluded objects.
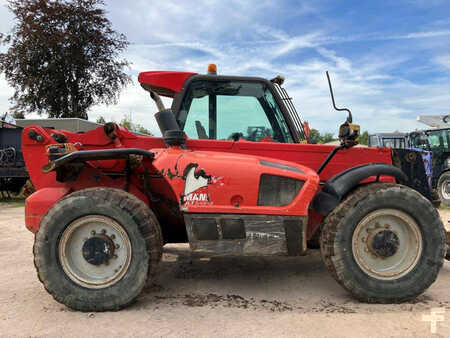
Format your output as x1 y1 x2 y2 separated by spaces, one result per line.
34 188 163 311
437 172 450 206
320 183 446 303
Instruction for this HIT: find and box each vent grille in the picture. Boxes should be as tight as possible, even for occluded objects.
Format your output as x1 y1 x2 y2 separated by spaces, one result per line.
258 174 304 206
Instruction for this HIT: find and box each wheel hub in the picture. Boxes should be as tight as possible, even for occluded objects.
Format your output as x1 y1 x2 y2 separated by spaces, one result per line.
82 235 115 266
58 215 132 289
441 179 450 199
352 209 423 280
368 229 400 258
445 182 450 194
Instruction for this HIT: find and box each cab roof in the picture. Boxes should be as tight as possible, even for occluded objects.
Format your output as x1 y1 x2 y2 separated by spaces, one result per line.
138 71 197 98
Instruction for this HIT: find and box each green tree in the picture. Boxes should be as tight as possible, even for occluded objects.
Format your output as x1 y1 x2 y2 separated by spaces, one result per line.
136 125 152 136
308 128 321 144
358 130 369 145
12 111 25 119
96 116 106 124
0 0 131 119
320 132 336 144
308 128 337 144
120 115 132 130
119 114 153 136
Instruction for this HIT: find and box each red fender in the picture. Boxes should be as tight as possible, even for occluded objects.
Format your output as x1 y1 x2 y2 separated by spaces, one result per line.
25 187 71 233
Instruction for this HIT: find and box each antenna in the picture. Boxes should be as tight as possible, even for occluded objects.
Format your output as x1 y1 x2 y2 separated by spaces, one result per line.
326 71 352 123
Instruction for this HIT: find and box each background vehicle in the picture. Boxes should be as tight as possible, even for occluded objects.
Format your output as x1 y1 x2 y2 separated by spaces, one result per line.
22 67 449 311
368 132 433 197
0 121 27 197
368 132 408 149
409 128 450 205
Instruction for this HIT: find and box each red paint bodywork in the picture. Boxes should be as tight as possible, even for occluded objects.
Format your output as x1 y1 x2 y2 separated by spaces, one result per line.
137 71 196 97
22 124 393 242
25 187 71 232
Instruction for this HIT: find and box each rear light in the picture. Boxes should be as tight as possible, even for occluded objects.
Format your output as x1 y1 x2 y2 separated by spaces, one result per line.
258 174 304 206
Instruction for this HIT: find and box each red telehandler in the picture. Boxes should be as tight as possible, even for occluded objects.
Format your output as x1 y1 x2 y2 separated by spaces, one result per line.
22 66 449 311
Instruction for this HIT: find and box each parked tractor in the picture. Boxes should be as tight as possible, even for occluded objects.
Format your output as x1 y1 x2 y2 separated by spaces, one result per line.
409 128 450 205
369 128 450 206
22 66 449 311
368 132 433 197
0 121 28 198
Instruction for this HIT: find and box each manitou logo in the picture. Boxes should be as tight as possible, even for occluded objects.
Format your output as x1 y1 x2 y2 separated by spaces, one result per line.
183 193 209 203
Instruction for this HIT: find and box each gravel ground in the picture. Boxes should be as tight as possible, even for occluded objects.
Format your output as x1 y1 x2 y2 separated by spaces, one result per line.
0 202 449 337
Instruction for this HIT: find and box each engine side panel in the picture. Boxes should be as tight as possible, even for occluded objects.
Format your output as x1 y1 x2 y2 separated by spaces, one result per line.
151 148 319 216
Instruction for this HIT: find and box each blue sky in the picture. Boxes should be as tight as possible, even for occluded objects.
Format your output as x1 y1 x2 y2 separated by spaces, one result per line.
0 0 450 136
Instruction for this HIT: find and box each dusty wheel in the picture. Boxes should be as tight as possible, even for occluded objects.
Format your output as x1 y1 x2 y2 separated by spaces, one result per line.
437 172 450 206
34 188 163 311
447 232 450 261
320 183 446 303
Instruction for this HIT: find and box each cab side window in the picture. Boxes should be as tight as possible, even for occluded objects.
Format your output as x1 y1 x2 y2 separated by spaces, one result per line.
178 80 294 143
216 95 272 141
183 96 209 139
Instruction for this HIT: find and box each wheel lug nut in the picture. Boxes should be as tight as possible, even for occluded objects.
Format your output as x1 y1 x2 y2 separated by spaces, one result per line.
111 234 116 239
91 230 96 235
115 244 120 249
101 229 106 234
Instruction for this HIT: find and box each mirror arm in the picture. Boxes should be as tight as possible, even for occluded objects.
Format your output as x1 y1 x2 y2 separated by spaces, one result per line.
326 71 352 123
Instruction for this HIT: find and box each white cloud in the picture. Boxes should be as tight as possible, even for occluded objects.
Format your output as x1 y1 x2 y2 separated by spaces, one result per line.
434 55 450 70
0 1 449 136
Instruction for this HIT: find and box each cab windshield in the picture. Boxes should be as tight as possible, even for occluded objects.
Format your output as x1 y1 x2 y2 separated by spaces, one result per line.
410 129 450 152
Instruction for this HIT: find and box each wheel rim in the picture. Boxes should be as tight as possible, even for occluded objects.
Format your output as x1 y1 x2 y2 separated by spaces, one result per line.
441 179 450 200
352 209 423 281
59 215 132 289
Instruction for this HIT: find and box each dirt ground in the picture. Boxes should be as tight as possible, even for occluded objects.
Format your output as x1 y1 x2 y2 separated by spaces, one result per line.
0 202 449 337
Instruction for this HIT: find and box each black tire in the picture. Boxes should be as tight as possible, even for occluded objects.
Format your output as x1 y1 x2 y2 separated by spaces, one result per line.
320 183 446 303
34 187 163 311
437 172 450 206
307 229 321 249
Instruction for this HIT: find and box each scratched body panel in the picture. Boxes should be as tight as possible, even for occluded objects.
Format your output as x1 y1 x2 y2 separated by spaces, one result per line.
185 214 306 256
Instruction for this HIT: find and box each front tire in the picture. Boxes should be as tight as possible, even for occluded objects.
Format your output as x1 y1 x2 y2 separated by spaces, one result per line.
34 188 163 311
437 172 450 206
320 183 446 303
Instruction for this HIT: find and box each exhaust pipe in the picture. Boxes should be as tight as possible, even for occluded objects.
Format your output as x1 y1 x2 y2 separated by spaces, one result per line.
146 88 185 147
149 90 165 112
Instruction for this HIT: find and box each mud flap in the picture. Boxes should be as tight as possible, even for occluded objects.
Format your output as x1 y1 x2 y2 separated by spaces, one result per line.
184 214 307 256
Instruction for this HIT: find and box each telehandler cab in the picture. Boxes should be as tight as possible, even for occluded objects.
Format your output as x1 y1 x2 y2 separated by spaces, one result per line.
22 66 449 311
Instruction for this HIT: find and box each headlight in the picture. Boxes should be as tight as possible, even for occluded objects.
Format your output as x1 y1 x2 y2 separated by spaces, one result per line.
258 174 304 206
